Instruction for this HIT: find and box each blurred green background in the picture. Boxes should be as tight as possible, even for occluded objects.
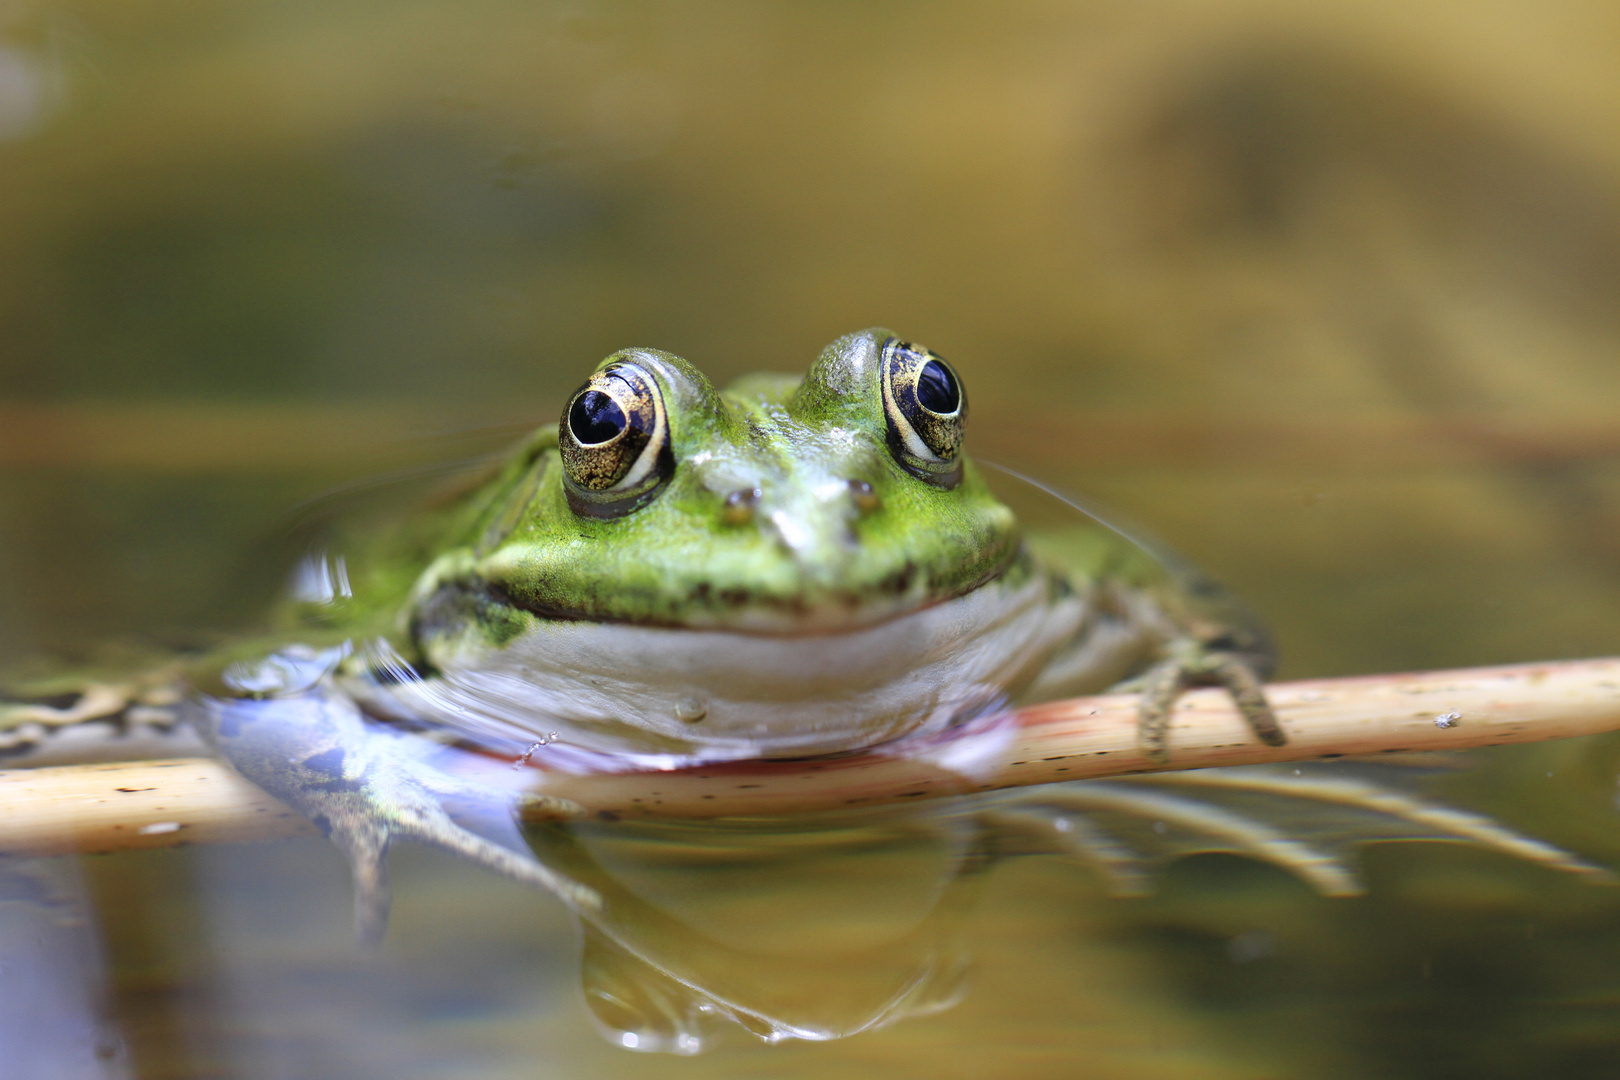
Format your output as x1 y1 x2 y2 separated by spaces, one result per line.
5 2 1620 1077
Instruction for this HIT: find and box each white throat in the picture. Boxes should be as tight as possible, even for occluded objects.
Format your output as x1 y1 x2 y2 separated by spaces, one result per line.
368 572 1085 769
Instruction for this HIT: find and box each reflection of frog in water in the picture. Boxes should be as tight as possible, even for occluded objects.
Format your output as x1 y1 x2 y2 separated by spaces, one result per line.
538 755 1605 1051
0 331 1604 1047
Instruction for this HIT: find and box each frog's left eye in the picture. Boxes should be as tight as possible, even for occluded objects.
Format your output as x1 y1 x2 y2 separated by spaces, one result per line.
880 339 966 488
559 361 673 516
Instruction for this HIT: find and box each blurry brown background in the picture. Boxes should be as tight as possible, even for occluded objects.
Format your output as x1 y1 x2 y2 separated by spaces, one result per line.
3 0 1620 682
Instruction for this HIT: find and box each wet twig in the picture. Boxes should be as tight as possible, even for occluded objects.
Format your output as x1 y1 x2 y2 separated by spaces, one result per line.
3 658 1619 857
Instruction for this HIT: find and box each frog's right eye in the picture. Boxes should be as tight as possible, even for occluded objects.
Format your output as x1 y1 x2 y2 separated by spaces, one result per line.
880 339 966 489
559 362 673 517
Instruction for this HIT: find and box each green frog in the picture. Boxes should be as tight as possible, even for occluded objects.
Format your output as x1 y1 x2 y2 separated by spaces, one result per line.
5 329 1293 938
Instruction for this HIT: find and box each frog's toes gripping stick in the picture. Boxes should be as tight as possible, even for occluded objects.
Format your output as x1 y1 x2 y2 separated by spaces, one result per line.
1135 640 1287 766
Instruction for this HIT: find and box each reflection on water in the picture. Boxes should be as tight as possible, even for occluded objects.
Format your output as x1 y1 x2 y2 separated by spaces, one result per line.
551 812 983 1051
8 745 1620 1076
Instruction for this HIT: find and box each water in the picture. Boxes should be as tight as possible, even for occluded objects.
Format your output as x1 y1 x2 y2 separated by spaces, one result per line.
6 1 1620 1076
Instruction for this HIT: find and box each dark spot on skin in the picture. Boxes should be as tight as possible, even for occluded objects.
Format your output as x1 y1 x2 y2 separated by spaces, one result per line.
1042 756 1069 762
301 748 345 779
722 488 760 525
114 787 156 793
736 784 763 789
414 582 530 653
900 790 928 797
597 810 621 822
879 562 917 595
847 478 881 514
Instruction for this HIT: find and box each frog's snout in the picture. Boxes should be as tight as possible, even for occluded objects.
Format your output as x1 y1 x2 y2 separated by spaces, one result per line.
719 478 879 527
728 477 878 582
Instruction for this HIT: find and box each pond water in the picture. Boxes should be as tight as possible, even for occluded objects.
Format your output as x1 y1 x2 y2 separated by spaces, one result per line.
5 2 1620 1077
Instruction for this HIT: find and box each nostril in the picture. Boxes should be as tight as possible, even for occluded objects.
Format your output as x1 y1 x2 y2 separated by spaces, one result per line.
722 488 761 525
847 479 882 514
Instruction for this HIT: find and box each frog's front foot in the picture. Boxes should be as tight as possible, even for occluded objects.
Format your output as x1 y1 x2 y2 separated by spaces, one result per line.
192 686 600 944
1135 639 1285 766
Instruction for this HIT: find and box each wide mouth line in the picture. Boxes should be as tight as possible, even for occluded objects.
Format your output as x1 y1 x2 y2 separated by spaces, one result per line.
475 562 1018 640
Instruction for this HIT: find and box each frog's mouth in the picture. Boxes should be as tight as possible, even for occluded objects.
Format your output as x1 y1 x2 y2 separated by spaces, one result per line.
455 543 1036 638
488 567 1000 635
397 563 1086 768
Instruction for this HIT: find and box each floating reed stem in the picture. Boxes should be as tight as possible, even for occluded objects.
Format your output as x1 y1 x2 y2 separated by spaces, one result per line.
3 658 1619 858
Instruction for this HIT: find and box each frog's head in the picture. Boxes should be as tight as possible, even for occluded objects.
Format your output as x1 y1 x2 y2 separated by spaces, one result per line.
469 329 1021 632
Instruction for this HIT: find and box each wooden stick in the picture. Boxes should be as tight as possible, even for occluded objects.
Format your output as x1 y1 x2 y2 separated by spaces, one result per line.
4 657 1620 858
0 758 321 856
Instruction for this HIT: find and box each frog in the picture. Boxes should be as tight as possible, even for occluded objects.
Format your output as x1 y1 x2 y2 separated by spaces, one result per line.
3 328 1293 939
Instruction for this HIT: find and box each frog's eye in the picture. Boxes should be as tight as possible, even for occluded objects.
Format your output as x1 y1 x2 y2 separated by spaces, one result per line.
880 339 966 488
559 361 673 516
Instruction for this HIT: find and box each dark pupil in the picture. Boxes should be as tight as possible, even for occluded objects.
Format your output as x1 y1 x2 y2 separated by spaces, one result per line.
570 390 627 444
915 359 959 414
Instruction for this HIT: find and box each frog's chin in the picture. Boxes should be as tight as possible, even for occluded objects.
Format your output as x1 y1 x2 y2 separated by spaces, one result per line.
364 573 1086 770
